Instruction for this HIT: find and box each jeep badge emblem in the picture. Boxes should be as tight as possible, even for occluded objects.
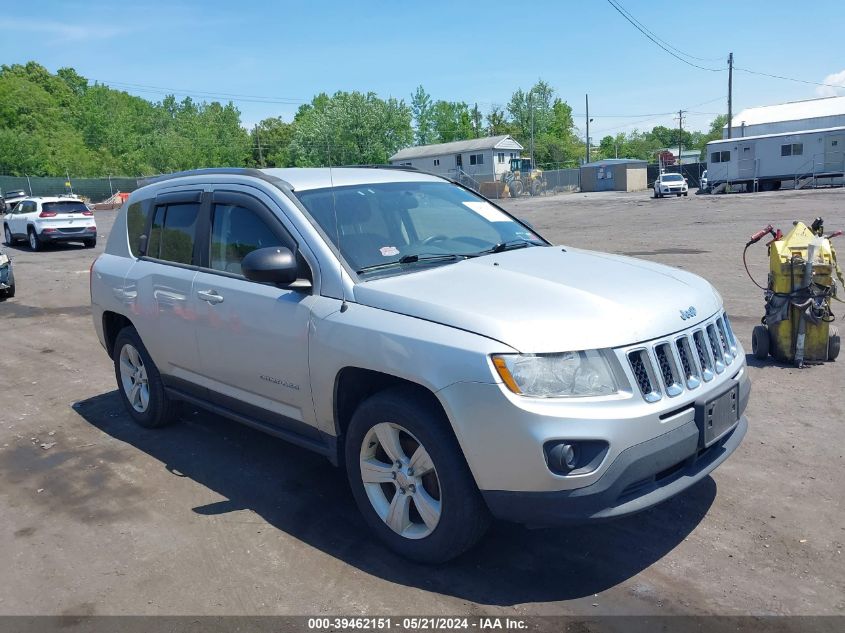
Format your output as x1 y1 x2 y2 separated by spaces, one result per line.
680 306 697 320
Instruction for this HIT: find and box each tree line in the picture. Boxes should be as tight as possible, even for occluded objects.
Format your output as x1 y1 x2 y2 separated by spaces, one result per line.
0 62 724 178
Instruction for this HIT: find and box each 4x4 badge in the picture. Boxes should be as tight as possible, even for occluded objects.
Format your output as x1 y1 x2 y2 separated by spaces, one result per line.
680 306 697 320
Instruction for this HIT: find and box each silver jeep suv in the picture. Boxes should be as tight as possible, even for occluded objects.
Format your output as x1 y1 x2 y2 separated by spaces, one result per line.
90 167 749 563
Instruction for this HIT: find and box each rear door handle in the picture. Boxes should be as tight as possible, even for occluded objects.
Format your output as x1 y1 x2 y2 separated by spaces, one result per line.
197 289 224 304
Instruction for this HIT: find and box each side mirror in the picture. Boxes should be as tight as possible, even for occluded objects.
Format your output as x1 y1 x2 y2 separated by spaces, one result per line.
241 247 300 286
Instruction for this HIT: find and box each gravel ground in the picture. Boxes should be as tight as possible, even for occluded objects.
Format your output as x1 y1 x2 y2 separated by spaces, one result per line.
0 186 842 619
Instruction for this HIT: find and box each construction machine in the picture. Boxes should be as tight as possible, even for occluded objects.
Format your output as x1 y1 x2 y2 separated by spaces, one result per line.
502 157 546 197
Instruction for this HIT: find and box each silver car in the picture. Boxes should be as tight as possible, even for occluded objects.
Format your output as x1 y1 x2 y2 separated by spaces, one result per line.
90 167 749 563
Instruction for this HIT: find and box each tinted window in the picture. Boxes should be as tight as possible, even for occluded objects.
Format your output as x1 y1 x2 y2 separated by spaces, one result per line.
210 204 284 275
42 201 88 213
146 203 199 265
126 202 151 257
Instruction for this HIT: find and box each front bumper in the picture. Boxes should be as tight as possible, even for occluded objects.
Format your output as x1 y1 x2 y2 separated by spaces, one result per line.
437 346 750 525
0 264 12 289
483 415 746 525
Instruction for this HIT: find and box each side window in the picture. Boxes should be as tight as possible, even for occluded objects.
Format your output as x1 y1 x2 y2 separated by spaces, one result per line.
210 203 284 275
146 202 199 265
126 202 151 257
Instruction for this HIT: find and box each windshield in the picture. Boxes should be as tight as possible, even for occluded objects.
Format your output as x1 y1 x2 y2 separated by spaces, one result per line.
662 174 684 182
42 200 88 213
295 181 546 275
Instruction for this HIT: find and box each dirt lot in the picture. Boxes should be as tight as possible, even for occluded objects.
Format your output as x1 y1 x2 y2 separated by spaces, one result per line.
0 187 843 618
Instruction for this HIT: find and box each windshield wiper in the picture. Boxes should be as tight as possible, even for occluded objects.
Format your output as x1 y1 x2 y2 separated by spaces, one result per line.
356 253 461 274
468 239 535 257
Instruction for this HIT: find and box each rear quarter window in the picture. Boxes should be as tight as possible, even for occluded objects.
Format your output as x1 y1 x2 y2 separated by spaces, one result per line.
126 202 151 257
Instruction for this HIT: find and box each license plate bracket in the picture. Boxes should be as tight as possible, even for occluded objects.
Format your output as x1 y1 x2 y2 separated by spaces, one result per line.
695 385 739 447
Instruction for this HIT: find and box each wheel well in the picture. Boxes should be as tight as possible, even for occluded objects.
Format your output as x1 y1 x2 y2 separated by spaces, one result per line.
333 368 444 440
102 312 134 359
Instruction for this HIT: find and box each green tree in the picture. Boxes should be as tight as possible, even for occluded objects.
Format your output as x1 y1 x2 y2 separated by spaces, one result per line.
431 100 473 142
289 91 412 166
410 85 435 145
251 117 294 167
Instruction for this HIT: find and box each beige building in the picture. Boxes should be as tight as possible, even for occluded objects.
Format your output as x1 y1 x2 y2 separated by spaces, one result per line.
580 159 647 192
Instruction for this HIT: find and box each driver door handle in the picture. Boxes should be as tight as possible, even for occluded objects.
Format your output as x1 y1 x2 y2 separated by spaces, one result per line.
197 289 224 304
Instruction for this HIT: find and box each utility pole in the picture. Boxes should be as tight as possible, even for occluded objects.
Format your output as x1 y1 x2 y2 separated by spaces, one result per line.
254 124 264 167
585 94 590 164
677 110 685 168
727 52 734 139
529 92 535 166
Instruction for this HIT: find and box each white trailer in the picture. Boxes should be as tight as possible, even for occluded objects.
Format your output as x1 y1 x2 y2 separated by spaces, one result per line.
705 125 845 192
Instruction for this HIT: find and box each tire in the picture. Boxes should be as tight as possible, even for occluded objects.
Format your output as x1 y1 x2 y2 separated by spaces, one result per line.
113 326 178 428
84 238 96 248
752 325 770 360
3 224 14 246
683 192 688 196
6 283 14 298
510 180 523 197
829 327 840 361
676 193 682 197
27 228 41 252
345 386 490 564
654 188 661 199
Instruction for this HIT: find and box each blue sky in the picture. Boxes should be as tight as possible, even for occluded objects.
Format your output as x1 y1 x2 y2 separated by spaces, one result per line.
1 0 843 139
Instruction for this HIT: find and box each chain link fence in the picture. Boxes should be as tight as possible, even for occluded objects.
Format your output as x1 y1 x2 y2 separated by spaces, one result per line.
647 162 707 188
0 175 140 203
453 167 580 200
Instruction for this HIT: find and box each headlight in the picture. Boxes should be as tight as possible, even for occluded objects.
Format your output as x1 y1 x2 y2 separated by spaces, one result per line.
492 350 617 397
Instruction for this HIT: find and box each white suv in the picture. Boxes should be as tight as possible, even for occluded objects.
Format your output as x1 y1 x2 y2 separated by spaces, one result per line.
653 173 689 198
4 196 97 250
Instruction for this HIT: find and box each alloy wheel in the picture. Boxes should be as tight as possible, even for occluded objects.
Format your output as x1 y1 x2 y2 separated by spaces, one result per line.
360 422 442 539
119 343 150 413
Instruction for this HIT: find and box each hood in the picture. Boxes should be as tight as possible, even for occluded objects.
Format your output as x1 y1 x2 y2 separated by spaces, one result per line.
353 246 721 353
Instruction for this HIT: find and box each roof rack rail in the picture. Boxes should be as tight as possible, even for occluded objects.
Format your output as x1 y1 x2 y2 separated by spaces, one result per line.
339 164 419 171
137 167 284 188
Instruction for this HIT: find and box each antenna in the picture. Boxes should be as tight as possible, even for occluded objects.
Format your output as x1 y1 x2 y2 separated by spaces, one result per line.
327 137 348 313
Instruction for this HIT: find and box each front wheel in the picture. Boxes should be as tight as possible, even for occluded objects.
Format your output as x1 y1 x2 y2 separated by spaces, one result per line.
345 387 490 563
829 327 840 361
113 326 178 428
3 224 14 245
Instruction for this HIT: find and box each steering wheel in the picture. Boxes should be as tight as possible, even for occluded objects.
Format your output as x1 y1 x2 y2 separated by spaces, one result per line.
421 234 450 246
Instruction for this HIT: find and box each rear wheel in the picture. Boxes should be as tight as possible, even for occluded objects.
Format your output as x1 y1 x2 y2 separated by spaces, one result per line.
84 238 96 248
113 326 178 428
345 387 490 563
752 325 770 360
27 228 41 252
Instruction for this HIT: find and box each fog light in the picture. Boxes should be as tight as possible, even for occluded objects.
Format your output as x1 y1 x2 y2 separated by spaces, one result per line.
548 442 578 472
544 440 609 476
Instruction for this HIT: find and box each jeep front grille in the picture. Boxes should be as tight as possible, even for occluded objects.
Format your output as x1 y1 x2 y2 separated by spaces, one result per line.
627 312 735 402
627 349 660 402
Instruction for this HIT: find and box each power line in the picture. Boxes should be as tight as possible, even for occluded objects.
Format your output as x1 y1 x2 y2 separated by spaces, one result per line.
605 0 723 72
606 0 724 63
734 67 845 90
605 1 845 92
